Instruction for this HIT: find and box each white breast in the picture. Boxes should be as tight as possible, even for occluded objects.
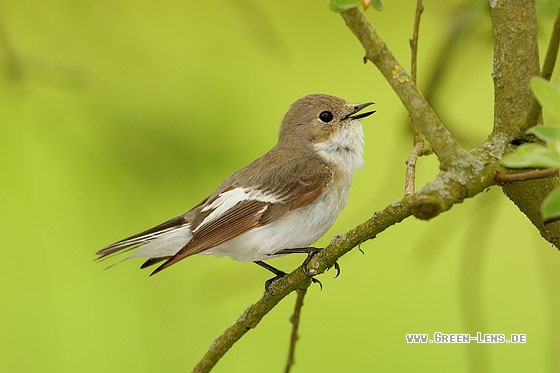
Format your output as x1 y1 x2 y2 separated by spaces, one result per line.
313 119 365 174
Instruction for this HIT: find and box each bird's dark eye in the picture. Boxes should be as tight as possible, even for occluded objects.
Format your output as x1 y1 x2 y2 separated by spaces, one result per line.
319 111 334 123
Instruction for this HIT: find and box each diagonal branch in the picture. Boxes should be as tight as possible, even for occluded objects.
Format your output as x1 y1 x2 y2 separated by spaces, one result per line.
193 151 504 371
192 196 414 373
340 8 466 170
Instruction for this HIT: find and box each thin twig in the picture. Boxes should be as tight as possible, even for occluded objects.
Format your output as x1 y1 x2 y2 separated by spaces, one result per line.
284 288 307 373
405 0 424 196
409 0 424 85
495 168 559 185
405 137 425 195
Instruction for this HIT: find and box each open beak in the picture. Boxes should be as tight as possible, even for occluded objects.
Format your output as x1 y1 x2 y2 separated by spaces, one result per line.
344 102 375 120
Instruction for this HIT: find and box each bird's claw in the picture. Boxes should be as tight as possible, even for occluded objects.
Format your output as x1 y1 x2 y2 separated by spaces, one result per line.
300 248 341 281
271 247 342 289
329 260 341 278
300 247 322 277
311 277 322 290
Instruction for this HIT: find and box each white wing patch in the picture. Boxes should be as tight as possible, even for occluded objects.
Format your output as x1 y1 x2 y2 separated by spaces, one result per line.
193 187 281 233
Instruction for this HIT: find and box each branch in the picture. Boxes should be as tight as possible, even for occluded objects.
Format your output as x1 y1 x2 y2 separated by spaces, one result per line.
284 288 307 373
192 272 311 373
192 196 414 372
193 149 506 370
339 7 500 219
340 8 466 170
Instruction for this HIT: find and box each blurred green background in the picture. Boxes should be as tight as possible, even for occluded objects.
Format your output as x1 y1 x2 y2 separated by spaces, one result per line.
1 0 559 372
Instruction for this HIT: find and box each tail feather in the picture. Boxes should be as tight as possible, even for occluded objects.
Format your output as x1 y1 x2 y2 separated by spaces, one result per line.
96 216 192 267
150 257 175 276
140 257 169 269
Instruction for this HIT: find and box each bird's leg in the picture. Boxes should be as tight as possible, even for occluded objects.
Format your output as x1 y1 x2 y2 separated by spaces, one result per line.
254 259 323 290
273 247 341 279
254 260 286 278
254 261 287 291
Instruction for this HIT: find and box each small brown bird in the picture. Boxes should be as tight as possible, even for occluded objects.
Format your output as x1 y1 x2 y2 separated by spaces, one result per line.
96 94 374 280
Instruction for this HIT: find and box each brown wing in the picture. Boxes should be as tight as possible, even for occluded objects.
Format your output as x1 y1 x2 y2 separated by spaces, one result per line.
149 163 333 275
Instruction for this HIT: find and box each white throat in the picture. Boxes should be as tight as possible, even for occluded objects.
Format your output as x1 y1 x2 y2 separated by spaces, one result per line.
313 120 365 174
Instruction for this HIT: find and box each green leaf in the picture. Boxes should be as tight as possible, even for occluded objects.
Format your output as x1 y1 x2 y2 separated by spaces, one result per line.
371 0 384 11
330 0 361 12
531 77 560 122
542 186 560 222
501 143 560 169
527 125 560 142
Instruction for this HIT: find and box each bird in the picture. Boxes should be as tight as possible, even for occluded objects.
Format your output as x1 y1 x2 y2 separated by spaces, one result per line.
96 94 374 283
